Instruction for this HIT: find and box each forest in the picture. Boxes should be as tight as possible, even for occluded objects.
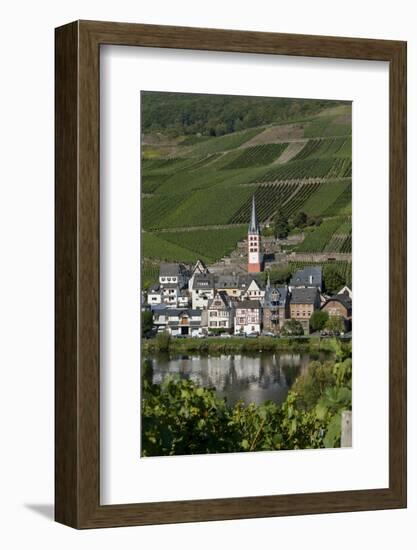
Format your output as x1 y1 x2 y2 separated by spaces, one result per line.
141 91 342 137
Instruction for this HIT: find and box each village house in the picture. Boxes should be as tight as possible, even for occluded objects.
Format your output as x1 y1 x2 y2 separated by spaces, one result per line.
159 282 181 307
159 262 189 288
234 300 262 335
289 266 322 292
241 276 266 301
146 283 162 306
321 290 352 332
338 286 352 299
152 262 190 307
191 273 215 310
290 287 321 334
177 289 191 308
263 283 290 334
214 274 242 299
206 291 235 333
188 259 209 291
153 307 203 337
152 306 170 332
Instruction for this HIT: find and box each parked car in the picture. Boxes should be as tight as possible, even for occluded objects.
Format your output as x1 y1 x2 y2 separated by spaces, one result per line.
247 332 259 338
220 333 231 338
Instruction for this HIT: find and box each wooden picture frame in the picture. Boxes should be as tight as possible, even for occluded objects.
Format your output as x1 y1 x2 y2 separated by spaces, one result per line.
55 20 407 528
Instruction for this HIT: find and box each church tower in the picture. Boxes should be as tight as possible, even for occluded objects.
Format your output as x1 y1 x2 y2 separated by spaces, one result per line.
247 195 263 273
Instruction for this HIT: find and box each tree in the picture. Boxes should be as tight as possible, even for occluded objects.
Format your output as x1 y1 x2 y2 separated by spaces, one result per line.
281 319 304 336
325 315 345 333
142 310 153 337
267 267 292 285
310 215 323 227
293 211 308 228
309 310 329 332
323 266 346 294
155 331 171 352
273 208 290 239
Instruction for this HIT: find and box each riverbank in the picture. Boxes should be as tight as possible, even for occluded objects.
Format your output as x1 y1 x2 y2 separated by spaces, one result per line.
142 334 350 356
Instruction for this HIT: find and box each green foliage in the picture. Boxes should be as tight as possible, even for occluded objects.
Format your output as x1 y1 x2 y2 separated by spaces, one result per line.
142 311 153 337
289 261 351 289
292 137 351 161
160 182 254 228
263 267 292 285
274 208 290 239
140 94 352 269
154 332 171 353
142 232 210 264
324 265 347 294
281 320 304 336
304 114 352 138
142 335 348 356
325 315 345 333
141 91 340 137
292 211 308 228
322 184 352 216
297 217 348 253
141 260 159 290
229 182 320 225
255 157 352 182
309 310 329 332
179 135 214 146
155 226 246 263
223 143 289 169
141 192 190 230
141 352 352 456
190 128 264 155
299 181 350 217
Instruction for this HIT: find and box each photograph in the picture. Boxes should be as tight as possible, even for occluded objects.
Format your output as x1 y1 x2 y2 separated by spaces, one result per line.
140 91 353 457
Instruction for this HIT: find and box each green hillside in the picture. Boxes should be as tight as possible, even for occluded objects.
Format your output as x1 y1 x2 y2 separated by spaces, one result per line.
141 94 352 286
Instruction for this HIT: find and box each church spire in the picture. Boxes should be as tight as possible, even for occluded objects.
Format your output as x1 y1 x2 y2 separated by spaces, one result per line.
249 194 259 233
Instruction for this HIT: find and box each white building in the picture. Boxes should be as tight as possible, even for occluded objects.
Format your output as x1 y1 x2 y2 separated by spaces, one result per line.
159 262 189 288
146 284 162 306
234 300 262 335
164 309 203 337
207 291 234 332
242 278 265 302
188 259 209 291
191 273 215 310
160 283 180 307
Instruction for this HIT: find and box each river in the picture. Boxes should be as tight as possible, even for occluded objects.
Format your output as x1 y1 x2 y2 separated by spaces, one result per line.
147 351 333 407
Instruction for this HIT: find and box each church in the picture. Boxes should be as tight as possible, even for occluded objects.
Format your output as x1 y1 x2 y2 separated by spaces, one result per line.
247 194 264 273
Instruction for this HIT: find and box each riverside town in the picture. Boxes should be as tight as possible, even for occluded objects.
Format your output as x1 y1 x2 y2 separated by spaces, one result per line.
142 195 352 339
140 91 352 457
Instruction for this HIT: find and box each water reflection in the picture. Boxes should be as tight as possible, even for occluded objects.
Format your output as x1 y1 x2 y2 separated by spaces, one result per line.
149 352 331 407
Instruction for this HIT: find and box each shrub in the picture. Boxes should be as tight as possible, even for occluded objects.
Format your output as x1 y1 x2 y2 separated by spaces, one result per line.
309 310 329 332
281 320 304 336
155 331 171 352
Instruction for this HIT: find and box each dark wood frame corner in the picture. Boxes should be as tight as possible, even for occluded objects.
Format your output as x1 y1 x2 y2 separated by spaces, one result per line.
55 20 407 529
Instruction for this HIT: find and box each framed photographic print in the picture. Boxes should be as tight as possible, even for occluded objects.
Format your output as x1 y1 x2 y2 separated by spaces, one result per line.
55 20 407 528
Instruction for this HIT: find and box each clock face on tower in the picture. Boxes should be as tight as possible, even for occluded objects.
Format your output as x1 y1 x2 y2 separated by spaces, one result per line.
249 252 259 263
